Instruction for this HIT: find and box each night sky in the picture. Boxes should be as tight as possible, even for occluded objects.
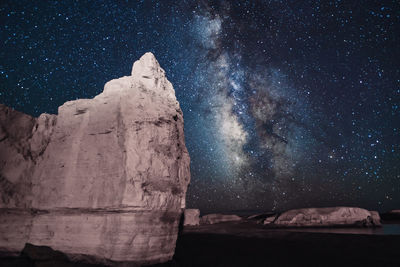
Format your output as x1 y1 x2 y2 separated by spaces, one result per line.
1 1 399 213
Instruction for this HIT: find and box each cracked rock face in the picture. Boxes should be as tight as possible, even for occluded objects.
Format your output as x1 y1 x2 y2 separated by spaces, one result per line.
0 52 190 265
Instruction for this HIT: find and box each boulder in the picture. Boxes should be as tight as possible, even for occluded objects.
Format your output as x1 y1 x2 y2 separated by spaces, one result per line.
0 52 190 265
184 209 200 226
200 214 242 225
272 207 380 227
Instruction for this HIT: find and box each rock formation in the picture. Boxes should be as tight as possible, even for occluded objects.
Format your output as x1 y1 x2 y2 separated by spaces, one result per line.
200 214 242 225
271 207 381 227
0 52 190 265
184 209 200 226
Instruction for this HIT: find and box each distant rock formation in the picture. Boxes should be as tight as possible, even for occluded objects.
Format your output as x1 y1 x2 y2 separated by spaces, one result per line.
184 209 200 226
269 207 381 227
0 52 190 265
200 214 242 225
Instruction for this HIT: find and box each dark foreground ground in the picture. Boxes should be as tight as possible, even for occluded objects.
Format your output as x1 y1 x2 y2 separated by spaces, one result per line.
2 220 400 267
165 221 400 267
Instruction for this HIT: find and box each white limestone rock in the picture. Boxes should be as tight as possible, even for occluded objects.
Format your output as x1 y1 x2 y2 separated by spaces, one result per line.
200 214 242 225
273 207 381 227
184 209 200 226
0 52 190 265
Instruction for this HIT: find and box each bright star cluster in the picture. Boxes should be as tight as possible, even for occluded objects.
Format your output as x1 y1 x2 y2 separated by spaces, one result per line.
0 1 399 213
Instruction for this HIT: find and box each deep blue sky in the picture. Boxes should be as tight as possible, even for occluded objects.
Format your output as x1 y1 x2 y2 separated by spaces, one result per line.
1 1 399 212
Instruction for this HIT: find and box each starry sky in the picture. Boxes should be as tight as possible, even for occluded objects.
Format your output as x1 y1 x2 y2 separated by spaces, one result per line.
1 1 399 213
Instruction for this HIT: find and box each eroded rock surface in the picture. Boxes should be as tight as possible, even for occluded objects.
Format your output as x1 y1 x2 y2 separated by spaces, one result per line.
272 207 381 227
0 52 190 265
184 209 200 226
200 214 242 225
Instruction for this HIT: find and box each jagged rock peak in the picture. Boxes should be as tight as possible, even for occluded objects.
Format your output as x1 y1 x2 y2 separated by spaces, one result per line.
102 52 177 104
131 52 160 76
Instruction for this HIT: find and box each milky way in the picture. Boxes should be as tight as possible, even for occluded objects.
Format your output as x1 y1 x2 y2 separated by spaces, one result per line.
1 1 399 212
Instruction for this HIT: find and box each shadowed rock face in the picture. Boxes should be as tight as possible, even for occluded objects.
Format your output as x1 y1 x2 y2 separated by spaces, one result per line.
0 52 190 265
272 207 381 227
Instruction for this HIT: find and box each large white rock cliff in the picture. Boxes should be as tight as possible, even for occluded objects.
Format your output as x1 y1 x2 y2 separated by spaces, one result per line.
0 52 190 265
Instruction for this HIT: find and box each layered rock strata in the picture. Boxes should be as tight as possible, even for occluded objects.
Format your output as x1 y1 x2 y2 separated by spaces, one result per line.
0 52 190 265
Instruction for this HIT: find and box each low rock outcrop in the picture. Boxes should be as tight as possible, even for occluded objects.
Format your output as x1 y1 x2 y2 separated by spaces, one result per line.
271 207 381 227
200 214 242 225
0 53 190 265
184 209 200 226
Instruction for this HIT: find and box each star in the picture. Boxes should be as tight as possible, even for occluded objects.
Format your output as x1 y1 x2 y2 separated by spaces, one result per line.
0 0 399 212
